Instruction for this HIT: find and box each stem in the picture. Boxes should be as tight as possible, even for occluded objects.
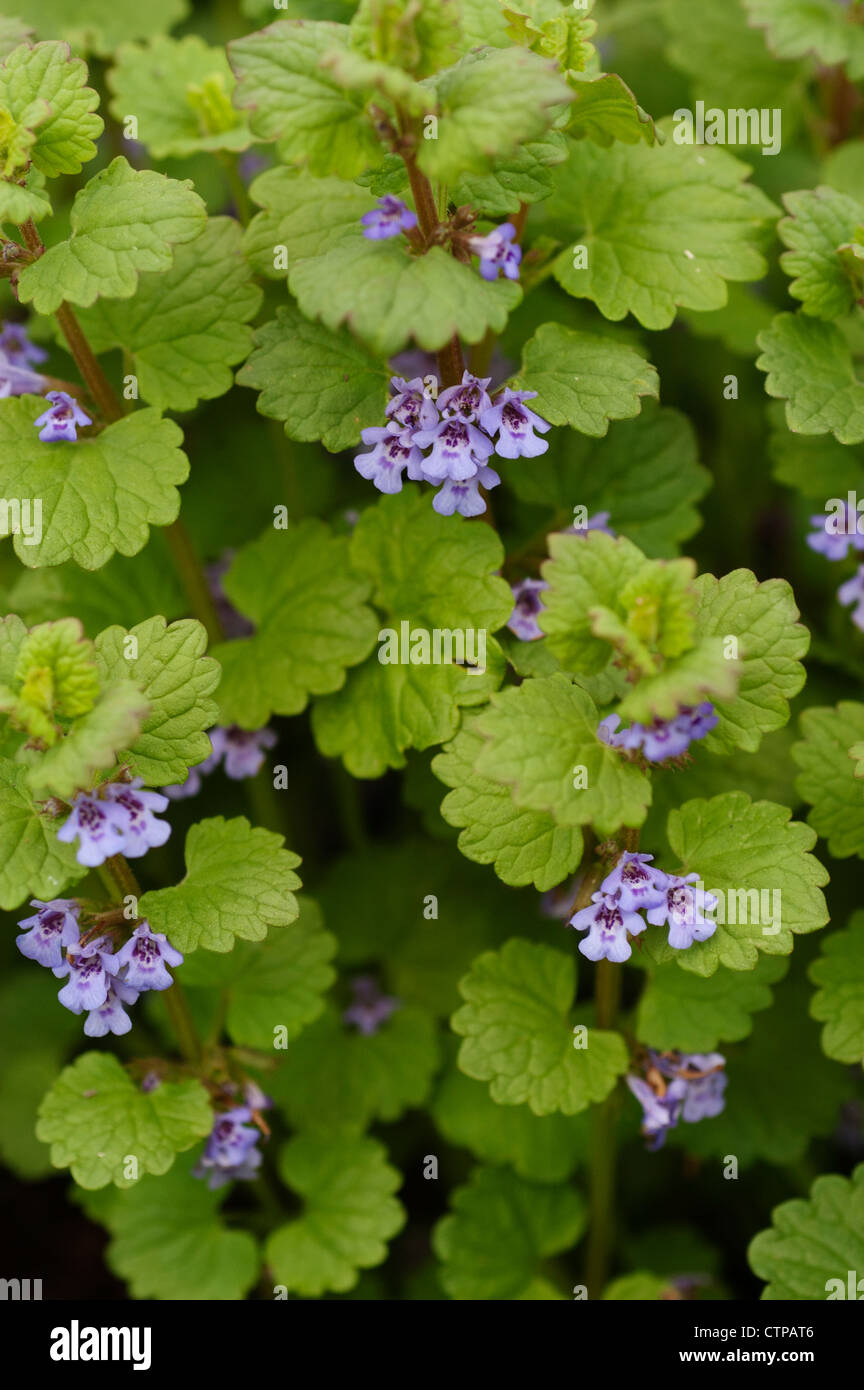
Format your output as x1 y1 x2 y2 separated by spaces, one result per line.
584 957 622 1297
164 520 225 645
437 333 465 389
219 152 253 226
96 854 202 1065
399 151 466 388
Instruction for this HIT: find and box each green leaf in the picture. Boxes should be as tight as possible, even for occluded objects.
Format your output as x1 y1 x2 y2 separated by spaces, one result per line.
757 312 864 445
312 490 512 777
452 938 629 1116
744 0 864 79
268 1003 441 1131
768 401 864 497
649 793 829 976
567 71 656 147
94 617 220 786
0 757 85 908
211 521 378 729
0 397 188 570
749 1164 864 1300
349 0 461 78
228 20 381 177
238 303 389 452
21 0 190 56
545 132 778 329
503 402 708 557
0 40 102 176
450 130 568 217
663 0 807 114
433 1165 586 1300
432 722 583 890
36 1051 212 1189
432 1062 590 1184
417 46 571 185
778 187 864 320
810 914 864 1067
181 899 337 1050
516 322 659 437
636 956 788 1052
603 1272 670 1300
0 972 79 1178
290 236 521 357
25 679 149 800
793 702 864 858
107 35 250 157
266 1135 405 1297
70 218 261 412
539 530 648 673
0 168 51 224
472 673 652 834
243 167 375 278
90 1159 260 1300
693 569 809 753
139 816 301 954
18 156 206 315
0 21 34 59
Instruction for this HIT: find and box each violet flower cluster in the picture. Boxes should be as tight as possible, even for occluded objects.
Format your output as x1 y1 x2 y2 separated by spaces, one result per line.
0 319 48 398
163 724 276 799
360 199 521 283
355 371 550 517
193 1106 265 1188
807 503 864 631
343 975 401 1035
598 704 718 762
16 899 183 1037
57 779 171 868
569 851 718 962
627 1050 727 1150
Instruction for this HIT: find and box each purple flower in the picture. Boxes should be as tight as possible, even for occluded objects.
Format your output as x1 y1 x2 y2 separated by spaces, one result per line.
56 793 132 868
220 725 277 780
646 874 718 950
627 1073 688 1150
437 372 493 424
114 920 183 991
343 975 400 1035
385 375 439 442
140 1070 162 1092
193 1106 263 1189
162 729 227 799
480 388 550 459
54 938 118 1014
33 390 92 442
16 898 80 967
679 1055 727 1123
507 577 548 641
567 510 615 538
569 892 647 962
600 852 670 914
355 425 425 493
361 195 418 240
839 566 864 630
469 222 522 280
0 358 46 397
84 978 140 1037
432 466 500 517
807 506 864 561
414 417 495 482
0 321 47 367
103 779 171 858
596 705 718 762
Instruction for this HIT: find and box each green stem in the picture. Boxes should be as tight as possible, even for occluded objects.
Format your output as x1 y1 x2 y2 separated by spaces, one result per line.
219 152 253 226
584 957 622 1298
96 854 202 1065
164 520 225 646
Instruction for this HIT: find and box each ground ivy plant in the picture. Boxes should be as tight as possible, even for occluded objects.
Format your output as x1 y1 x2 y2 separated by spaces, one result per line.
1 0 863 1305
